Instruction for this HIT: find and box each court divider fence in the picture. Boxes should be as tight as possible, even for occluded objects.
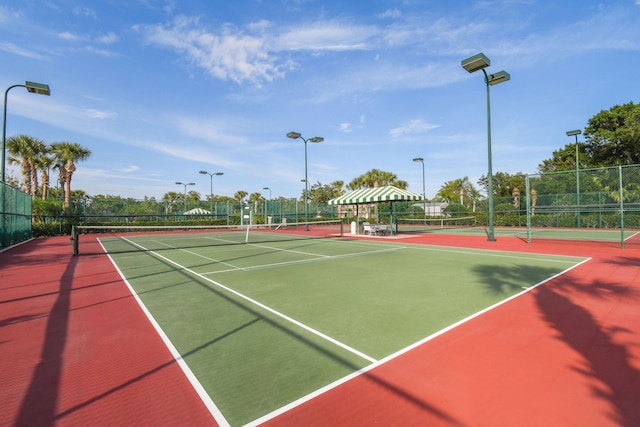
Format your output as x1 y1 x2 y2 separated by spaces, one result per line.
526 164 640 248
1 182 32 250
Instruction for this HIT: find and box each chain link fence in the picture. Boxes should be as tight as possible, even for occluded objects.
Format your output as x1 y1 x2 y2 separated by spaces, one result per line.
1 182 32 250
525 164 640 247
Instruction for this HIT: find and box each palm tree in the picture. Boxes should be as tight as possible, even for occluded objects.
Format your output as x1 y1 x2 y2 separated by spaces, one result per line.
347 169 408 190
234 190 247 203
34 151 56 199
346 169 407 218
50 142 92 211
6 134 47 195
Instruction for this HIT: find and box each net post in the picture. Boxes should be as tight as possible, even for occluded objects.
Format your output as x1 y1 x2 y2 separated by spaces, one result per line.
525 175 532 244
71 225 79 256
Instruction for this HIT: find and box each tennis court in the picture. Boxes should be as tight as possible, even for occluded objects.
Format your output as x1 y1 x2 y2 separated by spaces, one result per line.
81 225 587 426
396 217 639 245
3 227 640 426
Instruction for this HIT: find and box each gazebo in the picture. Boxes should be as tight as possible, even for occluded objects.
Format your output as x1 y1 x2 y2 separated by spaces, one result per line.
327 186 424 235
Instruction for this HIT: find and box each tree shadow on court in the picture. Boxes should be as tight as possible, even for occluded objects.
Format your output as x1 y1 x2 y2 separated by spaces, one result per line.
473 261 640 426
14 255 76 427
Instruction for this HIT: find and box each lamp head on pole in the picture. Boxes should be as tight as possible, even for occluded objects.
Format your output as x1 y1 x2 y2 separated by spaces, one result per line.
286 131 301 139
413 157 424 163
487 70 510 86
566 129 582 137
25 81 51 96
461 53 490 73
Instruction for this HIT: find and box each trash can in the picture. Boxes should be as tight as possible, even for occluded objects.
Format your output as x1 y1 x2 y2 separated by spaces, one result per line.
350 221 357 235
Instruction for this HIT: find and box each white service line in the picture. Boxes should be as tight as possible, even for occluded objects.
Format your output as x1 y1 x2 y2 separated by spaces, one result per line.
120 237 378 366
202 246 405 274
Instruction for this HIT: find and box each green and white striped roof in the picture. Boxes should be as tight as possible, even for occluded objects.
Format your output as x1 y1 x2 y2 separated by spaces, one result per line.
327 186 424 205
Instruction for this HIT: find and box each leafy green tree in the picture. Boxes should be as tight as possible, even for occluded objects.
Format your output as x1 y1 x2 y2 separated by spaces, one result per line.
477 171 526 197
538 144 585 173
162 191 181 213
307 180 344 204
437 177 478 203
584 102 640 166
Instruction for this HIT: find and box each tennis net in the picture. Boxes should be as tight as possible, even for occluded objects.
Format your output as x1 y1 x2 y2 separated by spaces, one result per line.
71 220 344 255
396 216 476 233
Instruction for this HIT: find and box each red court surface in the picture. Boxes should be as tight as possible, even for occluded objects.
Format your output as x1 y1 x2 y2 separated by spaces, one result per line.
1 233 639 426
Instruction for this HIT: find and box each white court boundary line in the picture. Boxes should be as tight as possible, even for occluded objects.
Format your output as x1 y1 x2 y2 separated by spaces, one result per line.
337 237 585 264
141 237 405 274
98 240 231 427
247 256 593 426
203 246 405 274
99 235 591 425
105 236 379 425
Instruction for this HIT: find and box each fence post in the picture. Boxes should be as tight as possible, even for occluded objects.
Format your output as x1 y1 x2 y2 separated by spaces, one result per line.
525 175 532 243
620 165 625 249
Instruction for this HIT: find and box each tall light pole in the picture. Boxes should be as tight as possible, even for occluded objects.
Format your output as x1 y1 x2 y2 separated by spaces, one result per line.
413 157 426 222
2 81 51 183
286 131 323 230
175 181 195 212
566 129 582 227
461 52 510 242
199 170 223 214
262 187 271 223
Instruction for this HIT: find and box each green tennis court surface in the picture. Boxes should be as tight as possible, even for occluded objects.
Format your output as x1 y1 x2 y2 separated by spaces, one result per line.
410 224 638 241
102 233 586 426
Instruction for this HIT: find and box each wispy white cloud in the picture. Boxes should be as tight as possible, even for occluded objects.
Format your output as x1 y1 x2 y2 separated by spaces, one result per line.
0 41 49 60
135 16 385 86
98 31 118 44
59 31 82 41
72 6 97 19
116 165 140 173
83 108 117 119
378 9 402 19
389 119 439 137
136 16 289 86
338 123 352 133
276 20 378 51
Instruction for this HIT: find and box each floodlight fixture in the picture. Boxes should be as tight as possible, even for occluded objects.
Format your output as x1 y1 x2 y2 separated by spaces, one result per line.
287 131 324 229
176 182 195 211
460 52 510 242
566 129 581 137
25 81 51 96
461 53 490 73
199 171 223 212
2 80 51 183
487 71 510 86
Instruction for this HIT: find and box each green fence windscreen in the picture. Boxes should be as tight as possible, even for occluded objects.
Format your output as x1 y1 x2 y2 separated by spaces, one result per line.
1 182 32 250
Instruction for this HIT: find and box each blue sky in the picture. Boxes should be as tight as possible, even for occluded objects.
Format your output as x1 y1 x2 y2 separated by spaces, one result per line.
1 0 639 200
